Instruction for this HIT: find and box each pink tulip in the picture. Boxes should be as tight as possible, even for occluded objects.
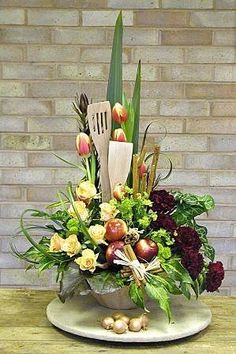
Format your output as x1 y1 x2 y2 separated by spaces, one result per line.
76 132 91 158
112 103 128 124
112 128 127 142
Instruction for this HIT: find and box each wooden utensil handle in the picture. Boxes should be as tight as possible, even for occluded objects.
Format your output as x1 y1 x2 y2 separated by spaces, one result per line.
99 152 111 202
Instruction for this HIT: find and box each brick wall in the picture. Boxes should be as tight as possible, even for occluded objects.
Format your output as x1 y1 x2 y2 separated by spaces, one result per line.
0 1 235 294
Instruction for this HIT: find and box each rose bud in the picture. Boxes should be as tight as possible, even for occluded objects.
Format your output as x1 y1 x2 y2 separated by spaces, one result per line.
76 132 91 158
113 183 126 201
112 128 127 142
112 103 128 124
138 162 147 178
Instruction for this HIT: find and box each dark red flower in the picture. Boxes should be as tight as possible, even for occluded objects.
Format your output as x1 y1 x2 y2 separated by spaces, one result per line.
151 213 177 232
150 190 176 213
175 226 201 252
181 249 204 280
206 261 224 292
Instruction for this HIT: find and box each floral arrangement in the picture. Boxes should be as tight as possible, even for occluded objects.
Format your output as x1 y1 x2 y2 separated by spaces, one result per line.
14 13 224 321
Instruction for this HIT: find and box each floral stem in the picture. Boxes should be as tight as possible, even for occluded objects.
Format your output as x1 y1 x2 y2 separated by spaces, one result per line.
85 158 91 182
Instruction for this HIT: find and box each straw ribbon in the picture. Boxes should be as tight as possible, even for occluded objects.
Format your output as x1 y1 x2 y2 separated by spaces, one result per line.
114 249 161 282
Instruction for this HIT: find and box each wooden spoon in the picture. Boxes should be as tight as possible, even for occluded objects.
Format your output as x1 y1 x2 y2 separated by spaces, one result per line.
108 141 133 192
87 101 112 202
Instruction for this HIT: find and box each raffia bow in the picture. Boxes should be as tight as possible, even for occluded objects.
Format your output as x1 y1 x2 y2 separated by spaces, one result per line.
114 245 162 286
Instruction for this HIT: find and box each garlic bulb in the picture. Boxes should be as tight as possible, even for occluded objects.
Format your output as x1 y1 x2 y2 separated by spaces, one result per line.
113 319 128 334
128 318 142 332
140 313 149 330
119 315 130 324
101 316 114 330
112 312 125 320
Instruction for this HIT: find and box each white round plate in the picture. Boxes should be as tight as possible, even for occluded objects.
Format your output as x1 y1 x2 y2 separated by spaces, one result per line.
47 295 212 343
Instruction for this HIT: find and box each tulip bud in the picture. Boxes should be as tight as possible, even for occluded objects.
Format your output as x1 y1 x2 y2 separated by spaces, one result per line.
112 103 128 124
138 162 147 177
79 93 89 115
113 183 126 201
112 128 127 142
76 132 91 158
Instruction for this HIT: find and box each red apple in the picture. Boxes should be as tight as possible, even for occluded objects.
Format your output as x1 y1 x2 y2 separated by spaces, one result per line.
105 218 128 242
105 241 125 264
134 239 158 262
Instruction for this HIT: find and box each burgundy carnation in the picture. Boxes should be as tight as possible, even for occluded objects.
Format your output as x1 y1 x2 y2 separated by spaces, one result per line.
206 261 224 292
175 226 201 253
150 190 176 213
181 249 204 280
151 213 177 232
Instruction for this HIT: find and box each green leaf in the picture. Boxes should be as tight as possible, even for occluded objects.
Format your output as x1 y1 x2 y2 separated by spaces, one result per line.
106 11 123 130
161 259 193 284
199 195 215 210
172 192 215 226
86 271 121 294
204 244 215 262
53 153 86 172
38 260 55 273
181 282 191 300
129 282 145 310
122 102 135 142
198 273 206 294
192 279 199 298
132 60 141 154
150 274 182 295
145 282 172 322
58 268 86 303
19 209 59 261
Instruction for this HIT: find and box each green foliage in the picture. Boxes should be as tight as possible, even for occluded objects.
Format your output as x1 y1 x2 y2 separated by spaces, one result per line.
106 11 123 130
150 274 182 295
111 192 154 228
122 94 135 142
157 243 172 260
194 223 215 261
58 269 87 303
172 192 215 226
86 271 122 294
171 192 216 262
150 228 174 246
106 11 141 148
131 60 141 154
161 259 194 301
129 282 145 310
145 281 172 322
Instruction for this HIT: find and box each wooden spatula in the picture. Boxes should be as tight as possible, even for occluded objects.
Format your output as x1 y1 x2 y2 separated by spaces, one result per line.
108 141 133 192
87 101 111 202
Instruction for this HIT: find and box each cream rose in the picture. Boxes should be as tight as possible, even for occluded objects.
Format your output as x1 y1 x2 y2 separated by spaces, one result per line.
76 180 97 201
61 234 81 257
100 202 118 221
75 249 98 273
68 201 89 221
49 233 64 252
88 224 106 245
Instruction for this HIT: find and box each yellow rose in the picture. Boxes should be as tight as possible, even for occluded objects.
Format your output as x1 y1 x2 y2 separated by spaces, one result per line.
61 234 81 257
49 233 64 252
100 202 118 221
68 201 89 221
76 180 97 201
75 249 98 273
88 224 106 245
